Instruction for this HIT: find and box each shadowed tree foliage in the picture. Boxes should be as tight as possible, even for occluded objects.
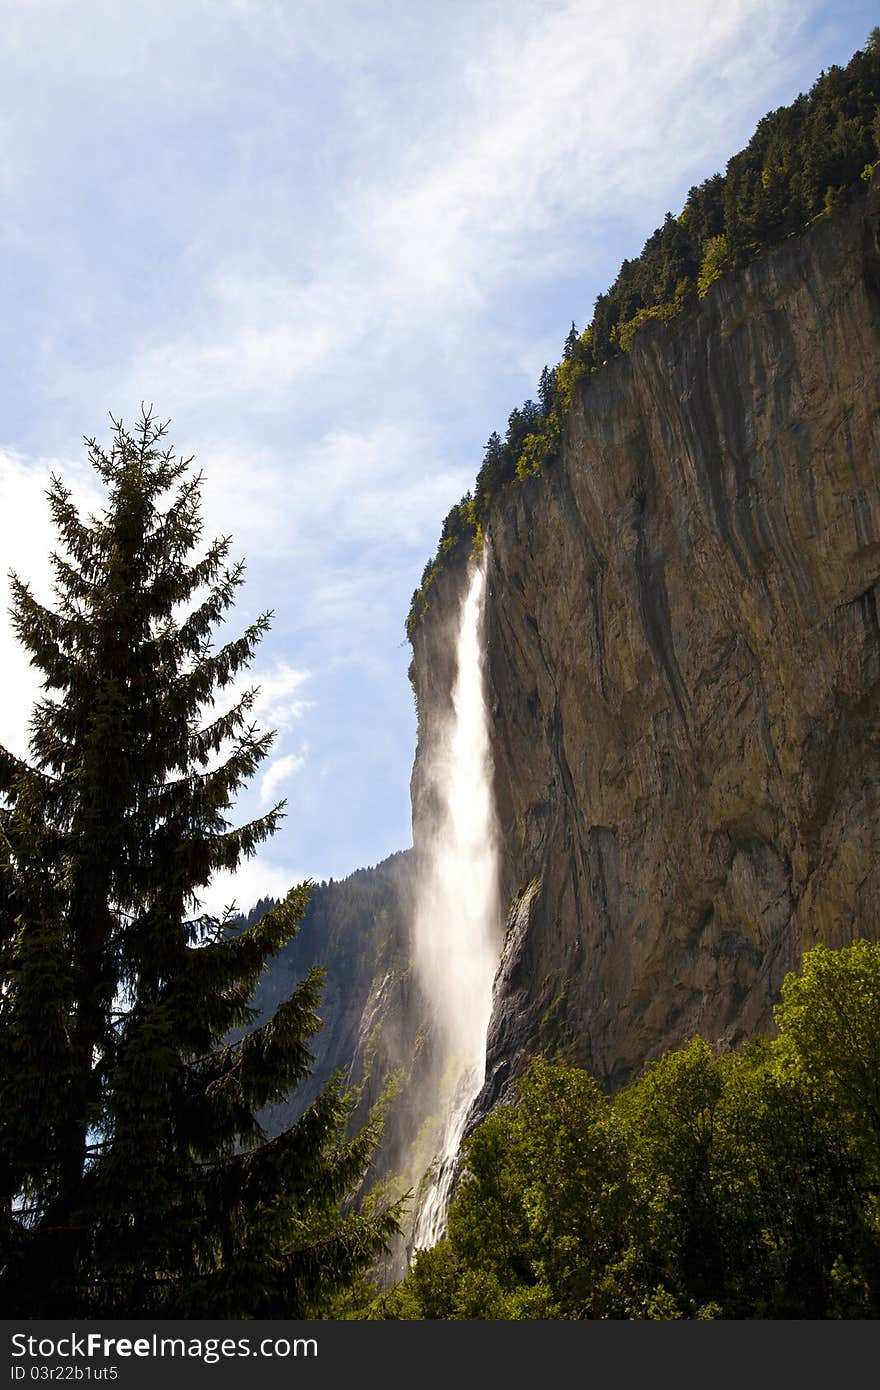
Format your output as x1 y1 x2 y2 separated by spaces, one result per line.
0 410 398 1317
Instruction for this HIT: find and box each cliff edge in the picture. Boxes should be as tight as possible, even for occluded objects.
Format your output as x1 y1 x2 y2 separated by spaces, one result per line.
410 174 880 1104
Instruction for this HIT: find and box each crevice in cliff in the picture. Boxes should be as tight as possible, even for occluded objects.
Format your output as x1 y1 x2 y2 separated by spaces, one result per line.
632 484 693 739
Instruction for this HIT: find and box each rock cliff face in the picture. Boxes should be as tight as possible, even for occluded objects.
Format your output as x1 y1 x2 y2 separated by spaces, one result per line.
410 175 880 1105
251 852 421 1133
254 853 460 1272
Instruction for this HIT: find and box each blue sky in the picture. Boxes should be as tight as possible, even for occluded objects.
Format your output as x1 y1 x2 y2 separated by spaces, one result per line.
1 0 876 914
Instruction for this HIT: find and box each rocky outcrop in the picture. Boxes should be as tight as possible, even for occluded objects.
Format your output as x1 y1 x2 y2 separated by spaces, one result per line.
410 174 880 1104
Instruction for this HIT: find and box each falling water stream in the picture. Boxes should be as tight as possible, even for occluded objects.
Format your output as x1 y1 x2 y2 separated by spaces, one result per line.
411 558 501 1250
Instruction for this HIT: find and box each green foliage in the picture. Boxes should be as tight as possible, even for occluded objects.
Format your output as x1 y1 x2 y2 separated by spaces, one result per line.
613 298 680 349
589 38 879 353
380 1062 630 1318
382 940 880 1319
697 234 733 298
406 35 880 640
615 1038 725 1305
0 411 398 1317
406 494 477 641
515 422 560 480
553 340 591 408
774 939 880 1172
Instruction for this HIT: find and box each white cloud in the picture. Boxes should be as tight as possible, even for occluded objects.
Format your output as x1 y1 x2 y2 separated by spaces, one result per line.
365 0 803 318
250 663 311 729
298 426 471 546
105 0 800 417
0 0 314 94
203 853 309 920
195 423 471 560
205 662 311 781
122 273 373 416
260 746 308 803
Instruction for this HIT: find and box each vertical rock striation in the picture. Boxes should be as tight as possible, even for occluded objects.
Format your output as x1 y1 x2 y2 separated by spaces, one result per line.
410 175 880 1105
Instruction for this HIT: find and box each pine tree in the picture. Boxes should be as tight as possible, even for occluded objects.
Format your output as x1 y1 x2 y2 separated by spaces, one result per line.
537 365 556 417
0 410 397 1317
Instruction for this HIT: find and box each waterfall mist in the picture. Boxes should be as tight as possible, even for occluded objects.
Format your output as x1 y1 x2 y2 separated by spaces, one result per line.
411 558 501 1249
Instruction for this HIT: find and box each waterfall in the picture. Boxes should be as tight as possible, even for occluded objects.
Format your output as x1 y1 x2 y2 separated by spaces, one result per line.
411 557 501 1250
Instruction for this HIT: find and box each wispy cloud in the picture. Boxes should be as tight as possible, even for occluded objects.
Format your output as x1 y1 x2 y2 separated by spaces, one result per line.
94 0 804 424
261 746 308 804
3 0 861 892
195 423 471 562
250 663 311 729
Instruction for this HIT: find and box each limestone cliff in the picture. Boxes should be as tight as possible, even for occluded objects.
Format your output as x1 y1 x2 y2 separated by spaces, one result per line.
409 174 880 1105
